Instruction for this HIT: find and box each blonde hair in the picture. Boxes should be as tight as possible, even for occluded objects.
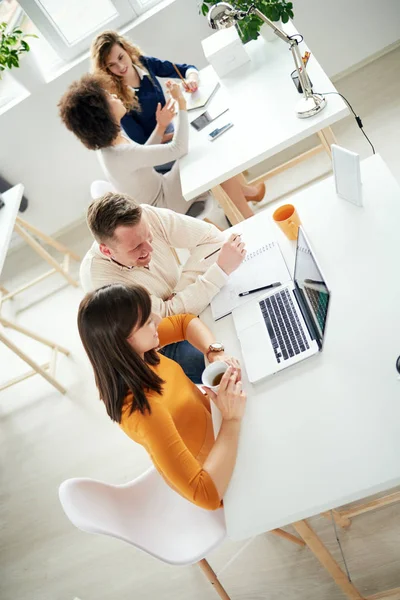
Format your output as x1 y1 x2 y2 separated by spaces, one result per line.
91 30 147 111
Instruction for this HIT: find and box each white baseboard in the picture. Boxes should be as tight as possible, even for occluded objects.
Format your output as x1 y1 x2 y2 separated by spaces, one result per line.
332 39 400 82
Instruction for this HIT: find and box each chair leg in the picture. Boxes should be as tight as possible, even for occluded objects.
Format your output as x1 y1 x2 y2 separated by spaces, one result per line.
198 559 231 600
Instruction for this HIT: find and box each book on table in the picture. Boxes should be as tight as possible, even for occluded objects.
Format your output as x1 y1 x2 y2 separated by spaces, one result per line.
211 240 291 320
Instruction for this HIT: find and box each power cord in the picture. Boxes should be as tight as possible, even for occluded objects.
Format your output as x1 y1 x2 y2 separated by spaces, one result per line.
330 510 353 582
314 91 376 155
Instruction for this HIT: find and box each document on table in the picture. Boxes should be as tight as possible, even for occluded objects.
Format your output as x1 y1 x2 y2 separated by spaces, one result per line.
184 81 220 111
211 241 291 320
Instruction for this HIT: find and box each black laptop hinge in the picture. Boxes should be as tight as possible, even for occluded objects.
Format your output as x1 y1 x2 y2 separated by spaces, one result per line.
293 286 321 349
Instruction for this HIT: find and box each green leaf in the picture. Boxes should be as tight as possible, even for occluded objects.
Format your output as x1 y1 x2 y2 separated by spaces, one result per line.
20 40 30 51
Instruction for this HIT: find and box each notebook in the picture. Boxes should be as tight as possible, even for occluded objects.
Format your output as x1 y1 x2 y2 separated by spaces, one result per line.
184 81 220 111
211 241 291 320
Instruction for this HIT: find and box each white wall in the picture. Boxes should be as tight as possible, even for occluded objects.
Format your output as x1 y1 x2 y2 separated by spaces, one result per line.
0 0 399 237
293 0 400 77
0 0 211 237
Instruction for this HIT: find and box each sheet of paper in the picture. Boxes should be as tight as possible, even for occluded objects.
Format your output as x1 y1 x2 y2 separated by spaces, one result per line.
184 81 220 111
211 241 291 320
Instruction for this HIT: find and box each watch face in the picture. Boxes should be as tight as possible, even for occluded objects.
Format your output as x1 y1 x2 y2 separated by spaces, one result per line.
211 343 224 351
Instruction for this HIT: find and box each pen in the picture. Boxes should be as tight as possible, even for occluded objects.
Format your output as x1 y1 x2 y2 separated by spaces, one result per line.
202 234 242 261
239 282 281 297
172 63 188 91
302 51 311 67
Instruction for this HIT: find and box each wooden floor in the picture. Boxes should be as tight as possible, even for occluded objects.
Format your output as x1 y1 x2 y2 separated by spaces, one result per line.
1 47 400 600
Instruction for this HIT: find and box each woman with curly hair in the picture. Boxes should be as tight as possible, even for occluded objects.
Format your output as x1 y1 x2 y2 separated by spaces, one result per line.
59 74 205 215
90 30 266 212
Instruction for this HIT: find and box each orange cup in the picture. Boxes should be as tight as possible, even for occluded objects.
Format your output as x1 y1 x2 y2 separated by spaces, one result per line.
272 204 301 240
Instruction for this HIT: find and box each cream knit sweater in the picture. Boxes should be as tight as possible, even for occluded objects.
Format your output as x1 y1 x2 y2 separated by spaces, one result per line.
80 204 228 317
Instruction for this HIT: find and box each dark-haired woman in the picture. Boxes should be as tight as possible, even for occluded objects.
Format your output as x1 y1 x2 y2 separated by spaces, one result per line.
90 30 266 207
78 283 246 510
59 75 200 215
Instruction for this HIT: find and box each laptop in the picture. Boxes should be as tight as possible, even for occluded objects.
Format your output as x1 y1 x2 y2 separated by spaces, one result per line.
232 227 330 383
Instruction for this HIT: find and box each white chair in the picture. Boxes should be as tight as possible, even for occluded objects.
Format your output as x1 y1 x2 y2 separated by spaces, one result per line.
59 466 232 599
90 180 116 199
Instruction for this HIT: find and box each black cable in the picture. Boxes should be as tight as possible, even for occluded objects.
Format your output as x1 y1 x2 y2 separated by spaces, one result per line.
314 90 376 155
288 33 304 43
330 510 353 582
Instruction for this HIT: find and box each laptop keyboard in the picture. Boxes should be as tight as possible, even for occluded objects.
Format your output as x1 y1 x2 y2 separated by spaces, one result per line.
304 287 329 332
259 288 309 363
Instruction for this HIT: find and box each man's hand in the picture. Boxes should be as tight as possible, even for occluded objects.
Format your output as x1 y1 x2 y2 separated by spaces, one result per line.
155 99 176 131
217 234 246 276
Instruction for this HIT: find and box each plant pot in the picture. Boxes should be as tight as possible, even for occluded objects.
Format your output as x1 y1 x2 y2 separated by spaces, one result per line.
10 50 46 93
259 20 282 42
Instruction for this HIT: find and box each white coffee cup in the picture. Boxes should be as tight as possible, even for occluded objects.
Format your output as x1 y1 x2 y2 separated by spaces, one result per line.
201 361 229 392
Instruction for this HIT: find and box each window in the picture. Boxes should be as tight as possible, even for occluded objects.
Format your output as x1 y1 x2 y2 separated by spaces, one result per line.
0 0 60 108
0 0 165 109
17 0 163 61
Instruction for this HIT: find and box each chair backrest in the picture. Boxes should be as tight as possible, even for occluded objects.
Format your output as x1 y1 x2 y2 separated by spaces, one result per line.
90 180 116 200
59 467 226 566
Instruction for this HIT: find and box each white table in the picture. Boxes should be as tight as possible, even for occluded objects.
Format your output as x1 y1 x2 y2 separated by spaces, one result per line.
202 155 400 599
180 24 349 222
0 185 75 394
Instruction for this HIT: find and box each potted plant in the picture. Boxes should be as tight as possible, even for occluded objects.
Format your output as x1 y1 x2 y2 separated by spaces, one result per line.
0 21 38 78
200 0 294 43
0 21 42 91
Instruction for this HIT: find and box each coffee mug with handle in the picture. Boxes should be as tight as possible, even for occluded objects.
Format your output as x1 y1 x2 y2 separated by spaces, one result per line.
273 204 301 241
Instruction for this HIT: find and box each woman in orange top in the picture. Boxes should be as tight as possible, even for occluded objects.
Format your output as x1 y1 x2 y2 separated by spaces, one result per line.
78 283 246 510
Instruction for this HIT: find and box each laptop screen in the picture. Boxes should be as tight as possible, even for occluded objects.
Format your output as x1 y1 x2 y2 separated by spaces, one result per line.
294 228 330 343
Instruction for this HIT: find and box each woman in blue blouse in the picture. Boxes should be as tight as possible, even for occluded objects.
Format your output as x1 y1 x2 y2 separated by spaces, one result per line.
91 30 265 217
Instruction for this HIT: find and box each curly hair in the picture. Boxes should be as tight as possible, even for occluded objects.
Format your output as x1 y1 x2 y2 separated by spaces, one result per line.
58 73 120 150
91 30 145 111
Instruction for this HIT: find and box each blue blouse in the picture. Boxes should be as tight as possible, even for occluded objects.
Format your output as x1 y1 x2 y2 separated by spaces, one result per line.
120 56 197 145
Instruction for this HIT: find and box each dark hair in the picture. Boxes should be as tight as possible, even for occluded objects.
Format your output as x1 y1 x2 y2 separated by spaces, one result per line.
87 192 142 243
77 284 163 421
58 73 120 150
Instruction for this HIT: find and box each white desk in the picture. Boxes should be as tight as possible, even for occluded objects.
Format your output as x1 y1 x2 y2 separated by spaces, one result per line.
202 155 400 598
0 185 73 395
0 185 22 275
180 24 349 221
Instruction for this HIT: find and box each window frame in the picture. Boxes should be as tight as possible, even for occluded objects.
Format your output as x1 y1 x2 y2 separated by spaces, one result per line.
17 0 138 61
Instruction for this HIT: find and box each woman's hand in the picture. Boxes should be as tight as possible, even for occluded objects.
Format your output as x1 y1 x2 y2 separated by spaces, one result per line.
204 366 246 422
162 132 174 143
208 353 241 382
184 73 199 93
166 80 183 100
155 99 176 131
166 80 186 110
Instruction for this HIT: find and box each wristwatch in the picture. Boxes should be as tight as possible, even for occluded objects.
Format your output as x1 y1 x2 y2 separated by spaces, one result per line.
206 342 225 360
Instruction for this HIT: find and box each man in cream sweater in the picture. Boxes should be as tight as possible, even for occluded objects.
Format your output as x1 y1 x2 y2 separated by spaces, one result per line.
80 192 246 382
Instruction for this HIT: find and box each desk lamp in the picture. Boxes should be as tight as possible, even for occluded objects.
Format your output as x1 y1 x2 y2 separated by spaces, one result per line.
207 2 327 119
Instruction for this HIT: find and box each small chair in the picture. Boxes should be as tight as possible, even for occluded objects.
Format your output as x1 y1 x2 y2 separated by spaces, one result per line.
90 180 117 200
59 466 231 599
